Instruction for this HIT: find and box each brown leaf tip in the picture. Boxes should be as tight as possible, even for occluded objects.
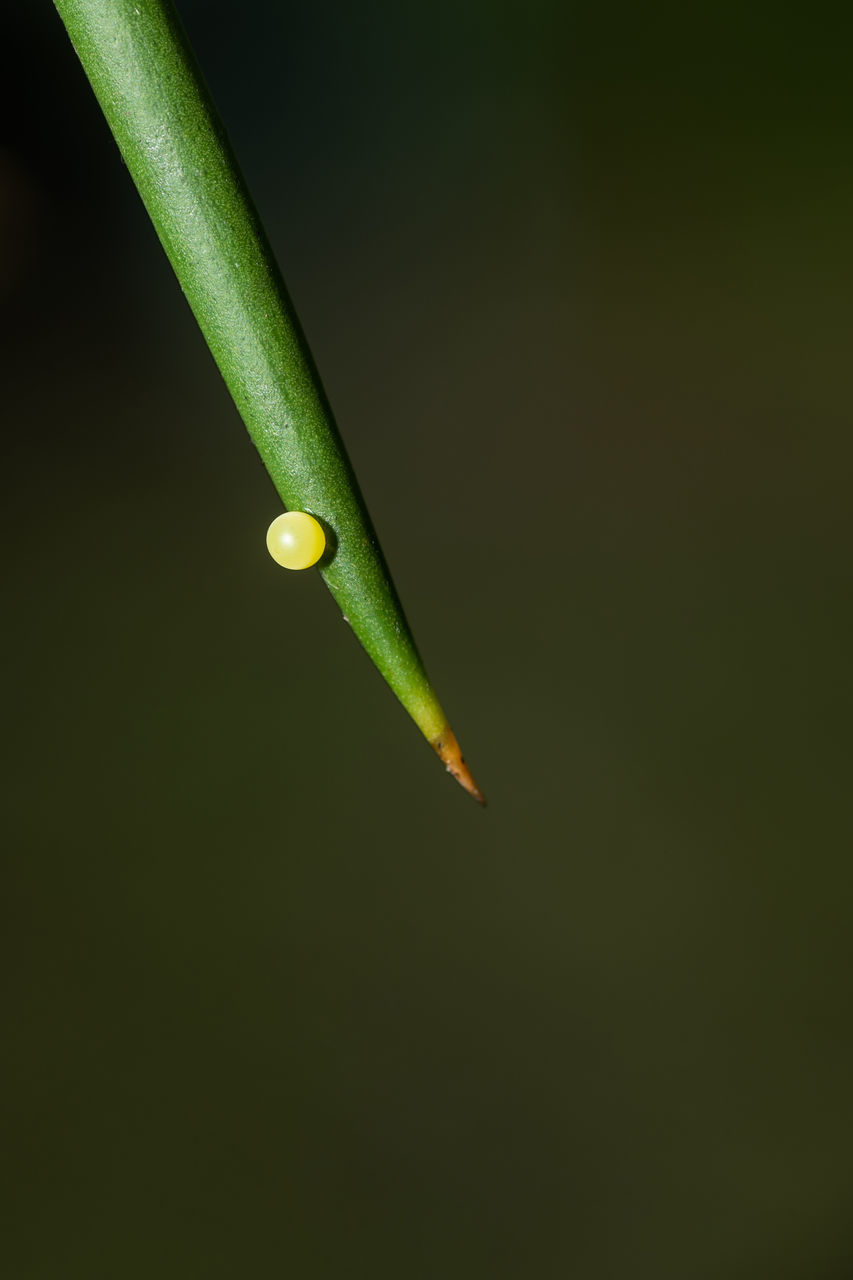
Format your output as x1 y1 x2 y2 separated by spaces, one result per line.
433 728 487 806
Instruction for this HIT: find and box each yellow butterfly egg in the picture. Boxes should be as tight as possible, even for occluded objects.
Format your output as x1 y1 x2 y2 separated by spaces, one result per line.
266 511 326 570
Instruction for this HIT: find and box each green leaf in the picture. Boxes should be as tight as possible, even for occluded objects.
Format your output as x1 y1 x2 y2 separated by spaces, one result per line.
54 0 484 803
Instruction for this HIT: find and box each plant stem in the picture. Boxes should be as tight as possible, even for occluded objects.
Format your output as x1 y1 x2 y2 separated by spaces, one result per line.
53 0 484 803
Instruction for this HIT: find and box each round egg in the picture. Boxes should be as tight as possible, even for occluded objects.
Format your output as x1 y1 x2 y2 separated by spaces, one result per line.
266 511 326 570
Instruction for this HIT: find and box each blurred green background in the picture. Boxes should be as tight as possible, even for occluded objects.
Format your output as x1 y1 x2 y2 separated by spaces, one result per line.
3 3 853 1276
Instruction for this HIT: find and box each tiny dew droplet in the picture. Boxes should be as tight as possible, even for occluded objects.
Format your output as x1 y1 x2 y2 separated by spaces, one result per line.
266 512 326 570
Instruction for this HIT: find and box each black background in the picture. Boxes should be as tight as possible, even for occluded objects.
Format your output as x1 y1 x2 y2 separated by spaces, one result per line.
3 4 853 1276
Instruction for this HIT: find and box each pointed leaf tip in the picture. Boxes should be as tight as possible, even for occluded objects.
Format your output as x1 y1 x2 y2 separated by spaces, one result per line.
433 729 487 806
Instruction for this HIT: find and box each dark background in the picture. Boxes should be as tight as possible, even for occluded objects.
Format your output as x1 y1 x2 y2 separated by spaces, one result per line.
3 3 853 1276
